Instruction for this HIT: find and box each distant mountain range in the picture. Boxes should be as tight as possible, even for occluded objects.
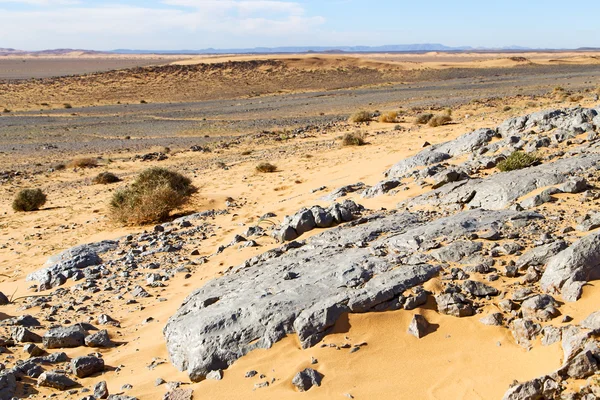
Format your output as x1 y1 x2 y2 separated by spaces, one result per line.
111 44 534 54
2 44 597 56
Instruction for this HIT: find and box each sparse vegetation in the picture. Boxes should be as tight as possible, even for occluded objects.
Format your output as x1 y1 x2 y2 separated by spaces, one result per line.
12 189 47 212
428 114 453 127
92 172 121 184
109 167 195 225
503 106 512 112
63 103 73 109
68 157 98 168
415 113 434 124
378 111 398 123
349 111 372 123
140 100 148 104
341 131 366 146
256 162 277 173
241 150 253 156
497 151 540 172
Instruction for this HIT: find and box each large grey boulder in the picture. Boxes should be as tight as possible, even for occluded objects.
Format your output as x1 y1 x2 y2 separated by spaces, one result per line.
43 325 87 349
165 208 529 381
540 231 600 301
71 355 105 378
27 240 117 289
37 372 77 390
0 372 16 400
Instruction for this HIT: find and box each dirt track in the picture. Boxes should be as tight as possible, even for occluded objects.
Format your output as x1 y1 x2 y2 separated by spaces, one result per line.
1 63 599 169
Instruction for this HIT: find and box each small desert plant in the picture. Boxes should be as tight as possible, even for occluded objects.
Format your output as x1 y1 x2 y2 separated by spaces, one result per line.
378 111 398 123
256 162 277 173
415 113 434 124
69 157 98 168
93 172 121 184
341 131 366 146
63 103 72 109
109 167 195 225
569 95 584 102
428 114 453 127
503 106 512 112
12 189 47 212
497 151 540 172
241 150 253 156
349 111 372 123
140 100 148 104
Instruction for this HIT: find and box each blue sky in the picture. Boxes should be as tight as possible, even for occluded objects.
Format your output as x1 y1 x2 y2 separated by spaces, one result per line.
0 0 598 51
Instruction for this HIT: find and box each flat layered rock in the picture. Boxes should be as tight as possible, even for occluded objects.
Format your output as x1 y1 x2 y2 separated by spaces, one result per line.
406 155 600 210
165 208 531 381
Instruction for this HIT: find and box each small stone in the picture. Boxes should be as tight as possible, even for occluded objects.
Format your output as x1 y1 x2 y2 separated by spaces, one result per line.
206 370 223 381
407 314 431 338
94 381 109 399
292 368 323 392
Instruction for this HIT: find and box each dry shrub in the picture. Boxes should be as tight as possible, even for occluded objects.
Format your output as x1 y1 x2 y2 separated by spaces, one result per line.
378 111 398 123
341 131 366 146
428 114 452 127
109 167 195 225
497 151 540 172
256 162 277 173
415 113 434 124
93 172 121 184
569 95 584 102
502 106 512 112
13 188 47 212
69 157 98 168
349 111 372 123
63 103 73 109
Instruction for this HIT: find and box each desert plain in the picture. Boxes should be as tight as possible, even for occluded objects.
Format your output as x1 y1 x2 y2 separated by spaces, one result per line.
1 51 600 400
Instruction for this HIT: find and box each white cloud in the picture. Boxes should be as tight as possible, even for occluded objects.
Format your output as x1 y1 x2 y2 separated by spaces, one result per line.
0 2 326 50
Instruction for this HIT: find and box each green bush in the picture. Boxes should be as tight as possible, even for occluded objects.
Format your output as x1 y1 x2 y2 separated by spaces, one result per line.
497 151 540 172
13 189 47 212
109 167 195 225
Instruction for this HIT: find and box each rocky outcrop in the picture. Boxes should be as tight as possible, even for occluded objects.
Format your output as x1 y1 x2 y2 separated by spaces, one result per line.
385 129 496 178
405 155 600 210
26 240 118 289
273 200 364 242
164 208 537 381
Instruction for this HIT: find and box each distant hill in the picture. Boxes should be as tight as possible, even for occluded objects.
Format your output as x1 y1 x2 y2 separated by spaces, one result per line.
111 44 483 55
6 44 597 57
